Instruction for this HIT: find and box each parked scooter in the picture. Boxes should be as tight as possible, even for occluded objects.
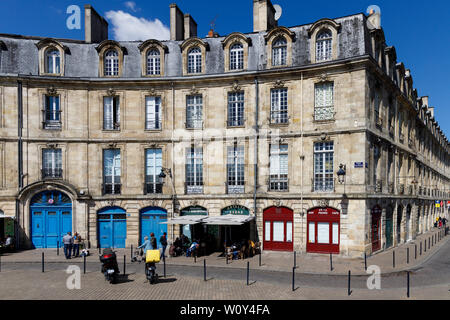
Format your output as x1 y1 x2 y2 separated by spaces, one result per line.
145 250 160 285
99 248 120 284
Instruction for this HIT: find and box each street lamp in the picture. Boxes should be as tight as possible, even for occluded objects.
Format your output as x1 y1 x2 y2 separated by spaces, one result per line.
159 168 172 180
337 164 346 185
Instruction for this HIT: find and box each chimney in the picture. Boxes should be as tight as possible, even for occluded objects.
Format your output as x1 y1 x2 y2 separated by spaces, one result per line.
170 4 185 41
429 107 435 118
84 5 108 43
253 0 278 32
421 96 429 107
367 8 381 30
184 14 198 39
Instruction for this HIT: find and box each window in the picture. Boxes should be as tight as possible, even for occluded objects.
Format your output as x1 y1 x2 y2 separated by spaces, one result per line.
42 149 62 179
228 92 244 127
145 96 162 130
188 47 202 74
103 96 120 130
374 145 380 184
147 49 161 75
316 30 332 62
103 149 121 195
314 142 334 192
43 95 61 129
186 95 203 129
314 82 334 121
227 145 245 194
104 50 119 76
230 43 244 70
272 37 287 66
374 91 381 125
186 147 203 194
271 88 288 124
145 149 163 194
269 144 288 191
45 48 60 74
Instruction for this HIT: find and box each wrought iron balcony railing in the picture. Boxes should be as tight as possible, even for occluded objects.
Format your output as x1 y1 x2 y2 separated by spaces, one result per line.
41 168 63 180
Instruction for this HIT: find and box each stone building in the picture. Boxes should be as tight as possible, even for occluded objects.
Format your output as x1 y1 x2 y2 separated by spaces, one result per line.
0 1 448 257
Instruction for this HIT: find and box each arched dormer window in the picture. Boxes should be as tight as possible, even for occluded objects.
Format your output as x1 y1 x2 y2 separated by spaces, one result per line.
230 43 244 70
36 38 67 76
45 48 61 74
308 19 341 63
104 49 119 76
96 40 125 77
264 27 295 69
316 30 332 62
221 32 251 73
180 38 209 76
272 37 287 66
138 39 168 77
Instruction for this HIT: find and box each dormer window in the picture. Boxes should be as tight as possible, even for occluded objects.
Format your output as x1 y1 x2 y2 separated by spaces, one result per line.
272 37 287 66
188 47 202 74
45 48 61 74
104 49 119 76
316 30 332 62
230 43 244 70
147 49 160 75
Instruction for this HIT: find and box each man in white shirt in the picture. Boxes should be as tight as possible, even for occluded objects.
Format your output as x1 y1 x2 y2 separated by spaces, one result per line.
62 232 73 259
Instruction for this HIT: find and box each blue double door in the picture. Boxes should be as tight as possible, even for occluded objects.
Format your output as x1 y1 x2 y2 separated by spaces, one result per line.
98 207 127 249
140 207 167 248
30 191 72 249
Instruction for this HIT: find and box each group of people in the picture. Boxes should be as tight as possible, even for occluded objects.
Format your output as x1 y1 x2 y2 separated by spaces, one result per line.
0 235 14 252
169 234 197 257
62 232 88 259
138 232 168 259
226 239 260 260
435 217 448 229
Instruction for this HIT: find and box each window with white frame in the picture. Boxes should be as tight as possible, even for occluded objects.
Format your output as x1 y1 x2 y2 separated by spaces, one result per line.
103 149 121 195
187 47 202 73
230 43 244 70
147 49 161 75
145 96 162 130
314 82 334 121
269 144 288 191
227 145 245 194
44 95 61 129
228 92 244 127
145 148 163 194
104 49 119 76
316 30 332 62
270 88 288 124
42 148 62 179
103 96 120 130
272 37 287 66
186 147 203 194
45 48 60 74
314 142 334 192
186 95 203 129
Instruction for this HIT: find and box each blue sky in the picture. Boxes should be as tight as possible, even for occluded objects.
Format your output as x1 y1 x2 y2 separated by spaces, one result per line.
1 0 449 139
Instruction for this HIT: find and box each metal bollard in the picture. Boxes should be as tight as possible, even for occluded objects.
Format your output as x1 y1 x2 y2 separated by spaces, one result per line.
0 254 2 273
364 252 367 271
226 251 228 265
163 255 166 278
83 255 86 274
294 251 296 269
42 252 45 273
292 267 295 291
57 241 59 256
204 259 206 282
348 271 351 296
415 244 417 260
330 253 333 271
194 253 197 264
420 242 422 255
259 252 262 267
393 251 395 268
424 239 427 252
247 262 250 286
407 248 409 264
131 245 133 258
407 271 410 298
429 237 431 249
123 255 126 275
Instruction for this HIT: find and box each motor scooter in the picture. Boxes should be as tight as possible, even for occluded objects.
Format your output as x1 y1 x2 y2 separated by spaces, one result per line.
99 248 120 284
145 250 160 285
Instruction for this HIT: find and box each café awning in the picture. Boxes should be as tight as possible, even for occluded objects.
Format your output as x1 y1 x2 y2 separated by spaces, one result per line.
202 215 255 226
159 215 207 225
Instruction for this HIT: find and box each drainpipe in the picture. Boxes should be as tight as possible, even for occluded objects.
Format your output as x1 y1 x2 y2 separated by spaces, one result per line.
253 77 259 242
300 72 304 253
171 81 175 243
16 80 23 248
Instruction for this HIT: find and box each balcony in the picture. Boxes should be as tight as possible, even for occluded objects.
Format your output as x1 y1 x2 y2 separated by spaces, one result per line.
388 183 394 194
102 183 121 195
41 168 63 180
186 119 203 130
144 181 163 195
43 110 62 130
145 120 162 131
227 184 245 194
269 176 289 192
375 180 383 193
185 183 203 194
227 118 245 128
270 111 289 125
314 107 334 122
312 178 335 193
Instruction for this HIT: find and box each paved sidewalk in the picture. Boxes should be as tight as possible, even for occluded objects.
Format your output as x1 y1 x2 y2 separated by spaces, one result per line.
1 228 447 276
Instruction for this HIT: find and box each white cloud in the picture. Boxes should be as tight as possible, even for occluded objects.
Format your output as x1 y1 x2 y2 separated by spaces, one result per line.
124 1 139 12
105 10 170 41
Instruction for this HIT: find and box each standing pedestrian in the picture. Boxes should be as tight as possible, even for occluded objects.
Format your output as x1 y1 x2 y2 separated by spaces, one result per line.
138 236 152 260
150 233 157 250
62 232 73 259
160 232 168 259
72 232 82 258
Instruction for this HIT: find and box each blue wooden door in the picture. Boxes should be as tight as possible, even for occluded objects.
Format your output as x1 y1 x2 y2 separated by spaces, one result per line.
98 207 127 249
30 191 72 249
140 207 167 248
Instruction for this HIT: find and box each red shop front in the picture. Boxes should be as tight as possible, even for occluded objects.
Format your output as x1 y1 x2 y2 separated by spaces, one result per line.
263 207 294 252
307 207 340 254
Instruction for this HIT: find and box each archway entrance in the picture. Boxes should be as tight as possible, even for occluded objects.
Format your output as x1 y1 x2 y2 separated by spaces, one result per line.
140 207 167 248
385 207 393 249
98 207 127 249
307 207 340 254
30 191 72 248
371 205 382 252
263 207 293 252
